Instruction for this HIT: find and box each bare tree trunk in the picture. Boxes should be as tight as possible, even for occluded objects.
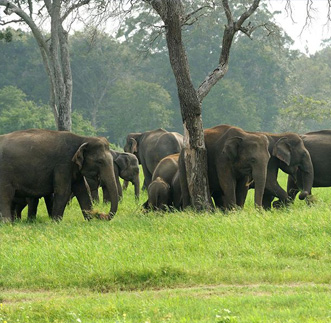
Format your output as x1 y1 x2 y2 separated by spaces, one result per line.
150 0 212 210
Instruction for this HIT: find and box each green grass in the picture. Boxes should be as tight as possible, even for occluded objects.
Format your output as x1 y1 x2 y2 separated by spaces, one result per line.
1 172 331 322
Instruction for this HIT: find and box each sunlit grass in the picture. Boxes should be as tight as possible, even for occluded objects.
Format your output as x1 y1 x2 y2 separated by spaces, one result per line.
1 171 331 322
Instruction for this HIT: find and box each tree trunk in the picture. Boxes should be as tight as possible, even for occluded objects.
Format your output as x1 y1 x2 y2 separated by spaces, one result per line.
161 1 212 210
50 0 71 131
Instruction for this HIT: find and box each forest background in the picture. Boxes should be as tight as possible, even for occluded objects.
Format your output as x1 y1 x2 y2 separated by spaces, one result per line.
0 1 330 145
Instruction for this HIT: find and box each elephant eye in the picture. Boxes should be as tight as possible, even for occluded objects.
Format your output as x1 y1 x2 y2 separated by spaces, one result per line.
96 159 104 165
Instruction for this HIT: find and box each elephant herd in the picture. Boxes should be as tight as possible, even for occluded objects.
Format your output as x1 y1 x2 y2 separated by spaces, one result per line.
136 125 314 211
1 125 331 222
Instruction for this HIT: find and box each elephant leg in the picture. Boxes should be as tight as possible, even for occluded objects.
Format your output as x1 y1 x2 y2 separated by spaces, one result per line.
27 198 39 221
44 194 54 217
72 177 93 220
90 189 100 202
142 179 148 191
172 172 182 210
141 163 152 189
262 191 274 210
287 175 299 202
142 199 150 210
236 177 249 208
218 174 236 210
115 175 123 200
86 177 100 202
11 198 27 220
122 180 129 191
52 170 72 221
0 187 15 222
212 191 223 209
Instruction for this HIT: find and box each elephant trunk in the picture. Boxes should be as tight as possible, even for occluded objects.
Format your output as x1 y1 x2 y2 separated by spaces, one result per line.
100 166 118 219
133 174 140 200
298 154 314 200
252 164 268 208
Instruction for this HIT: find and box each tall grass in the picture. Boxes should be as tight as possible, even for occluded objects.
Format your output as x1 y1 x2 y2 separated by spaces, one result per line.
1 172 331 322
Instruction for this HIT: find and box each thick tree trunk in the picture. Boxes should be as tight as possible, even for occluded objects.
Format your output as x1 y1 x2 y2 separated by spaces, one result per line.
161 1 212 210
50 0 71 131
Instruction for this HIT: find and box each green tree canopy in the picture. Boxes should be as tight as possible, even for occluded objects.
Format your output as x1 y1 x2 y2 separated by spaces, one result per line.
104 79 173 144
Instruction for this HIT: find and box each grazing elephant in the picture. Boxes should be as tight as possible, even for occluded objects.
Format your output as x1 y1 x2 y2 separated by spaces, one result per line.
0 129 118 222
287 130 331 201
247 131 314 209
88 150 140 202
124 128 183 189
180 124 270 210
143 153 181 210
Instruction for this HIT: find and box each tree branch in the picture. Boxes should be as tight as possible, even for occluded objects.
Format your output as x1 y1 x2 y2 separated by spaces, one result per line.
27 0 33 17
197 0 261 102
0 17 23 25
182 4 214 25
235 0 260 30
61 0 91 23
222 0 233 25
43 0 52 15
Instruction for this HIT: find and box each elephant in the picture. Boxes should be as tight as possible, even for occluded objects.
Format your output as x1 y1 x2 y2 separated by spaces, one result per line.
247 131 314 209
143 153 181 210
0 129 118 222
180 124 270 210
124 128 183 189
87 150 140 202
287 130 331 201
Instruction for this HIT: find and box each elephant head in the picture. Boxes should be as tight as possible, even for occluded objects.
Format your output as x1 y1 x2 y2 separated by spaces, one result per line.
273 135 313 200
223 134 270 207
124 133 141 159
72 137 118 219
146 177 170 211
113 152 140 200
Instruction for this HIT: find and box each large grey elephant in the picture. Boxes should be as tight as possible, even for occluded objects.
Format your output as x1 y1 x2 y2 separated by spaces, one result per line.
88 150 140 201
287 130 331 201
124 128 183 188
180 124 270 210
143 153 181 210
247 131 314 209
0 129 118 222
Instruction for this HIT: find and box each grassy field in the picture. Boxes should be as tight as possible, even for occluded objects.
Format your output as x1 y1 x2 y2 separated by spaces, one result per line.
1 172 331 322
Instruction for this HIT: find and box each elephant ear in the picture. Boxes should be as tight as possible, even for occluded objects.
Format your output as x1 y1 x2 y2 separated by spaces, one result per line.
114 154 127 171
72 143 89 170
129 138 138 154
273 137 291 166
222 137 243 160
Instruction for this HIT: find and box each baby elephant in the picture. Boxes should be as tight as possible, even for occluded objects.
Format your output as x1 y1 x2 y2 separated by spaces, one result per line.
143 153 181 211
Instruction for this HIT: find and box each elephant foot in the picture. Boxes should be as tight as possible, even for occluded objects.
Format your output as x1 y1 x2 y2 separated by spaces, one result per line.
272 199 290 209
